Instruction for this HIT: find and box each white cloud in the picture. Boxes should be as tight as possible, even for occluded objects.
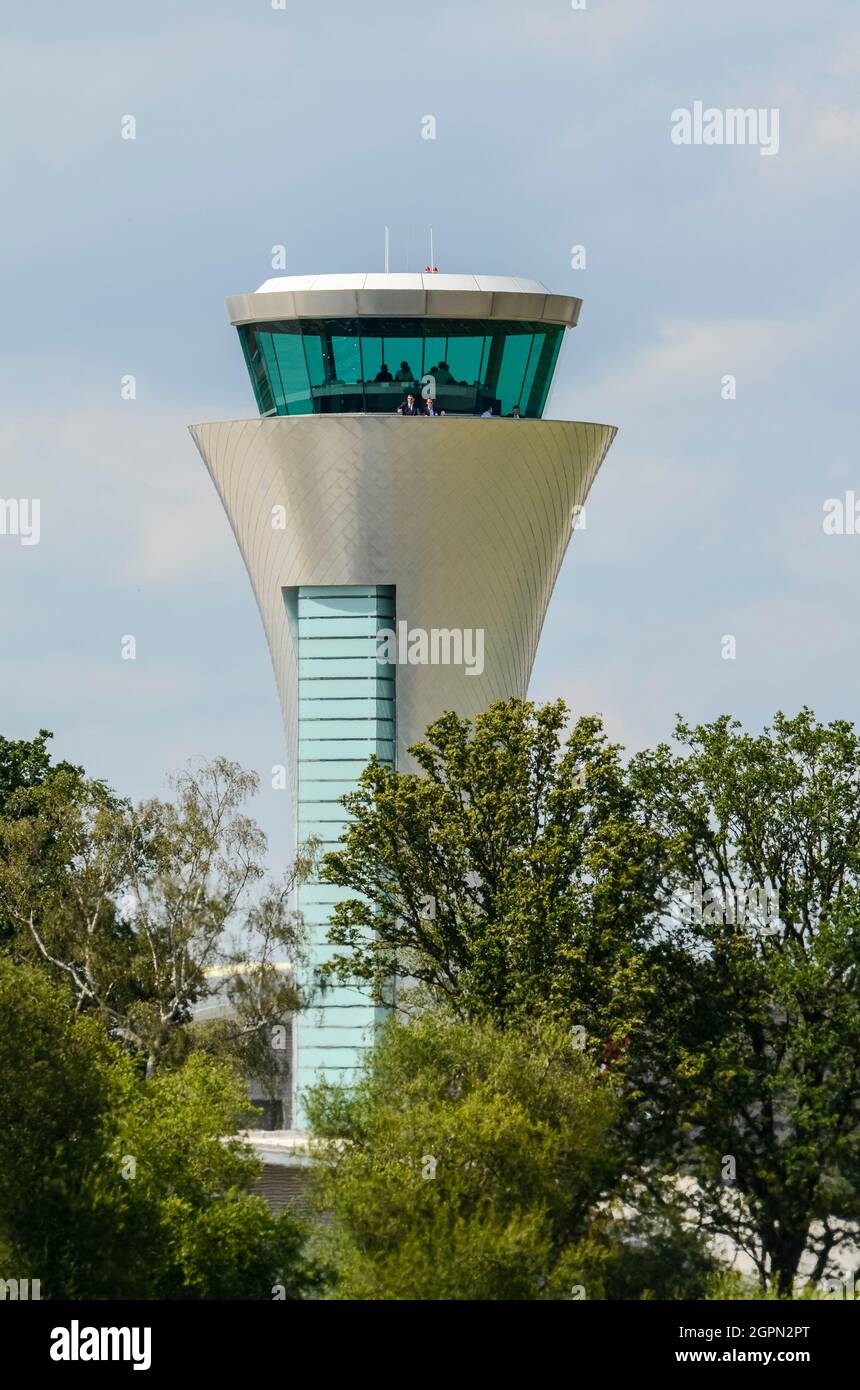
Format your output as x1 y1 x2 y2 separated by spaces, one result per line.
0 405 236 587
829 32 860 75
523 0 661 59
594 317 806 404
531 669 653 752
775 107 860 178
564 294 855 439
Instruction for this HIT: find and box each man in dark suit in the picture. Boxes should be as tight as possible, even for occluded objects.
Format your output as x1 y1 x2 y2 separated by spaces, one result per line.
397 393 422 415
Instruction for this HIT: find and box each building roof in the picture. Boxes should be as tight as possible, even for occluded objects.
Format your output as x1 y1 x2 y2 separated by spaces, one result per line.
226 272 581 329
254 272 552 295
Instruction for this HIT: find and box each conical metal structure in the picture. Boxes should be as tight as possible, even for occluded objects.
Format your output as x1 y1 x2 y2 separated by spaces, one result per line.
191 272 617 1123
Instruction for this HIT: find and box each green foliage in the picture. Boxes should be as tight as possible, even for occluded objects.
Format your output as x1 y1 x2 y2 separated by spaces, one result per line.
164 1192 320 1301
628 708 860 1293
574 1201 720 1300
320 699 860 1296
5 705 860 1301
0 729 111 948
0 728 87 809
0 953 137 1296
704 1269 825 1301
322 698 671 1051
0 752 312 1084
307 1011 619 1300
0 958 323 1300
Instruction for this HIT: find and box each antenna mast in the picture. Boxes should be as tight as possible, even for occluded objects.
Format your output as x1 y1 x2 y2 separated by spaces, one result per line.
384 226 390 273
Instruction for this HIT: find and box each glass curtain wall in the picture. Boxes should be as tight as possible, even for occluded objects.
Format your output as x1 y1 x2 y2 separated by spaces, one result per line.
292 583 396 1124
237 319 563 419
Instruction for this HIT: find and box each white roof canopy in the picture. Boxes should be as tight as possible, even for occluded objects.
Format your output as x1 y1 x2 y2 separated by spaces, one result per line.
226 272 581 329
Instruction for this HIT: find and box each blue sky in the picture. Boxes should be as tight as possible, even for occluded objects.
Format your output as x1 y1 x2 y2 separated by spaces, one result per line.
1 0 858 860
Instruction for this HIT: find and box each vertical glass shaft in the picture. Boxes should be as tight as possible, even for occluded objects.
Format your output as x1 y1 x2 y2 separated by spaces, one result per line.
293 584 396 1125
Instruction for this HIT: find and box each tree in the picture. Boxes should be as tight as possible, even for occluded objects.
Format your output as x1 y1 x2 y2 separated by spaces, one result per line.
629 708 860 1294
573 1198 720 1301
0 958 324 1300
321 699 671 1052
0 728 86 809
319 697 860 1295
0 755 313 1083
306 1010 618 1300
0 729 109 947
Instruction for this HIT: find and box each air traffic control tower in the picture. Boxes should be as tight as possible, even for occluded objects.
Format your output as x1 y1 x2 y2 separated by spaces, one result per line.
191 271 617 1126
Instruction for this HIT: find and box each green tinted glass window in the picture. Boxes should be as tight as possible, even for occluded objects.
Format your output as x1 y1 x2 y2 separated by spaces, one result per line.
496 331 533 416
423 336 447 384
239 327 276 415
444 333 486 387
273 329 312 415
259 332 287 413
360 335 385 381
332 331 361 385
301 330 327 393
524 328 563 415
519 331 544 412
391 342 421 388
238 318 565 419
361 336 402 412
